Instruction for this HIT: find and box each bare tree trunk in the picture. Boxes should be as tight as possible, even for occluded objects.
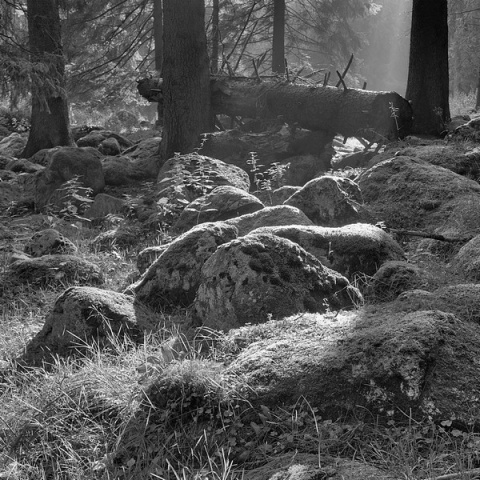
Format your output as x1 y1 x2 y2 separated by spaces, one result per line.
153 0 163 124
22 0 74 158
211 0 220 73
406 0 450 135
476 65 480 111
272 0 285 74
161 0 214 162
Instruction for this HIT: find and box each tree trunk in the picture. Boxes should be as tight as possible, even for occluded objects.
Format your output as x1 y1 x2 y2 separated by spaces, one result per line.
22 0 74 158
138 77 413 140
161 0 213 161
476 65 480 111
211 0 220 74
154 0 163 72
406 0 450 135
153 0 163 124
272 0 285 74
214 79 412 140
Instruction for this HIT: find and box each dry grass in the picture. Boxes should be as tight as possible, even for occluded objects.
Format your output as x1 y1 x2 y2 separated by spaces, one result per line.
450 91 477 117
1 200 480 479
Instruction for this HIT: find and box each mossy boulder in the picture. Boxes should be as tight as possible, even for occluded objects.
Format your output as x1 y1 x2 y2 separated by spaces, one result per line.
396 284 480 324
451 234 480 280
367 260 430 302
224 205 313 236
194 233 361 330
156 154 250 205
24 228 77 257
173 185 264 233
8 254 103 288
285 175 363 226
132 222 238 311
369 142 480 178
357 156 480 230
224 308 480 425
22 286 156 365
34 147 105 210
249 223 405 279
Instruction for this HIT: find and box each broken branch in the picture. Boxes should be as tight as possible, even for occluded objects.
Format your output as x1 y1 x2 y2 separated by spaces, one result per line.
335 53 354 87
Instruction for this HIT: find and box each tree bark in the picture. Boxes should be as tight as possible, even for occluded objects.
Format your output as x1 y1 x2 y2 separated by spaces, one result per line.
138 77 413 141
476 65 480 111
161 0 214 161
272 0 285 74
153 0 163 124
153 0 163 72
211 0 220 74
22 0 74 158
406 0 450 135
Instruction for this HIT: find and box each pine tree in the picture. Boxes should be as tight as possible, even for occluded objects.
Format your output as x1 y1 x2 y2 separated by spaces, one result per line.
22 0 74 158
406 0 450 135
161 0 213 161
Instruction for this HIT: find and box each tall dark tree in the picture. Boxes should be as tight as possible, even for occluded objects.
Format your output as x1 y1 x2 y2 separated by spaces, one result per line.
210 0 220 73
476 67 480 111
22 0 73 158
161 0 213 161
153 0 163 123
406 0 450 135
272 0 285 74
153 0 163 72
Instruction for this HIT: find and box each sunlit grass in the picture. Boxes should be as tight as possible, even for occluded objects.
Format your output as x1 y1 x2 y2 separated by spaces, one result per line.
2 179 480 478
450 91 477 117
2 293 480 479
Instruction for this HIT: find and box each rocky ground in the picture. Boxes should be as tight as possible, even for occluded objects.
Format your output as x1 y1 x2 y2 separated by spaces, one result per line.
1 115 480 479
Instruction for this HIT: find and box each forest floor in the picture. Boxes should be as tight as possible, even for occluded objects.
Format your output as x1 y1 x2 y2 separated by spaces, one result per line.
1 116 480 479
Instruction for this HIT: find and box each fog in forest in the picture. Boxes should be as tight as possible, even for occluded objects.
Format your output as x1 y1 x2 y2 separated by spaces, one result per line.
357 0 412 95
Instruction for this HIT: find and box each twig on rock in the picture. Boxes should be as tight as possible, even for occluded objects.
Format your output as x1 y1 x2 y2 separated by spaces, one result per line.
421 468 480 480
388 228 474 243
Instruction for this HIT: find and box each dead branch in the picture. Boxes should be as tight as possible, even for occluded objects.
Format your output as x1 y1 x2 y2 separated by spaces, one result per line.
421 468 480 480
336 70 348 92
389 228 474 243
335 53 354 87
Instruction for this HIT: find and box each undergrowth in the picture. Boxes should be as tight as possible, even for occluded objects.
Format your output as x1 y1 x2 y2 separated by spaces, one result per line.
247 151 290 205
1 137 480 478
450 91 477 117
2 327 480 479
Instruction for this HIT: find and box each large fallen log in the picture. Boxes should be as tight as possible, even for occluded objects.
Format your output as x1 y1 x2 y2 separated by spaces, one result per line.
137 76 413 141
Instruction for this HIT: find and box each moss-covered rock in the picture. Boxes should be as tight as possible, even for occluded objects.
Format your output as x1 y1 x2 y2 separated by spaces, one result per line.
173 185 264 233
8 254 103 288
24 228 77 257
225 205 313 236
285 175 363 226
21 286 157 365
451 234 480 280
223 308 480 425
250 223 405 279
396 283 480 324
132 222 238 311
357 156 480 230
194 233 361 330
367 260 429 301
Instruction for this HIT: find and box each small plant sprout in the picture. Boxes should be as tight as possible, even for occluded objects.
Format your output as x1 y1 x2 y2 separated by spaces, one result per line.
389 102 400 132
45 175 94 223
265 162 290 190
247 153 289 204
247 151 264 192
